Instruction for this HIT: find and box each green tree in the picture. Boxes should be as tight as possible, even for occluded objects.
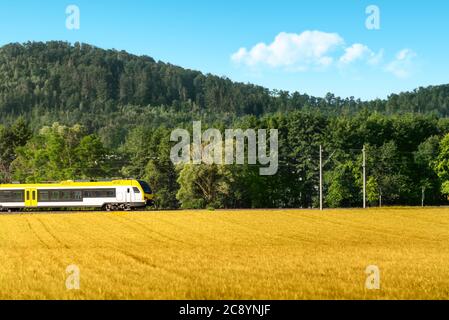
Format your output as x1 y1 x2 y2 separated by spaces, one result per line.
143 128 179 209
414 135 442 204
75 135 111 179
176 164 234 209
366 141 411 206
435 133 449 194
325 161 360 208
11 123 110 182
0 117 32 182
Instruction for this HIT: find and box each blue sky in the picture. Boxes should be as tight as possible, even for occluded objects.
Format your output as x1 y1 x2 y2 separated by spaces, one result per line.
0 0 447 100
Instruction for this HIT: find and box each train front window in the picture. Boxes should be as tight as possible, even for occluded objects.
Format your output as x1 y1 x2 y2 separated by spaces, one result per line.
138 180 152 194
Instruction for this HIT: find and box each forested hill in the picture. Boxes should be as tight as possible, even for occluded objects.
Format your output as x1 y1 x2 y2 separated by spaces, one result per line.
1 41 449 124
0 41 273 117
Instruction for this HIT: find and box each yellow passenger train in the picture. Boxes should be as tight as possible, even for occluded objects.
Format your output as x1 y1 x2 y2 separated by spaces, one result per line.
0 179 154 212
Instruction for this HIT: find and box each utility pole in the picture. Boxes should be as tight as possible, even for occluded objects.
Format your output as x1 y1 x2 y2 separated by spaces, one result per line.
319 145 323 211
362 145 366 209
421 186 425 207
379 188 382 208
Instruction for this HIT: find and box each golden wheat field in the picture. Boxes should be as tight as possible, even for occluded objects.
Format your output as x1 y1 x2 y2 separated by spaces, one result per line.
0 208 449 300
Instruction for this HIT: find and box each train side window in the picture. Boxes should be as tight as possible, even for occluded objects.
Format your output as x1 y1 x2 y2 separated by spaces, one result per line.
51 191 60 201
0 191 24 202
133 187 140 193
127 188 130 193
26 191 30 201
83 189 116 198
83 190 91 198
74 191 82 200
39 191 49 201
32 191 36 201
1 191 11 202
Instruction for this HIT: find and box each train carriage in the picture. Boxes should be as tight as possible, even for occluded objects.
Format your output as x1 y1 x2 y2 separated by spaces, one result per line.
0 179 154 212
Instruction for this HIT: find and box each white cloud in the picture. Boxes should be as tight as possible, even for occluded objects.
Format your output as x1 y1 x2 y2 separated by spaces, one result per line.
232 31 416 79
231 30 344 70
385 49 417 78
339 44 383 65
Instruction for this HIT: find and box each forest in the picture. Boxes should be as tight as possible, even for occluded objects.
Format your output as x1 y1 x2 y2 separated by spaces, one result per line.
1 41 449 209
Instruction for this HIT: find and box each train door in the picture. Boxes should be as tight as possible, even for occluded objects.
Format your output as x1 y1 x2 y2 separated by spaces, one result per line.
125 187 131 204
25 188 38 207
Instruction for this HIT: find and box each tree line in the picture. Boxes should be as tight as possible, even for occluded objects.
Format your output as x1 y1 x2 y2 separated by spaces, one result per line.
1 112 449 209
